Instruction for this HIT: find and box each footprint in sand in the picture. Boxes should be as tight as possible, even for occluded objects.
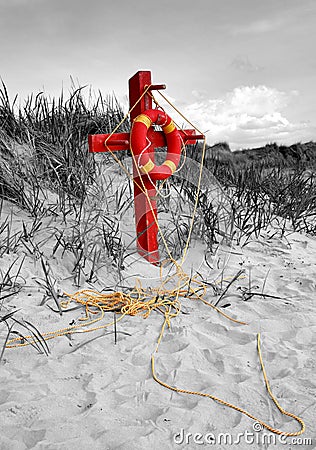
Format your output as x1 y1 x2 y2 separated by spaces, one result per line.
4 403 42 430
275 367 295 379
234 372 252 383
226 329 254 345
294 277 316 292
201 348 225 373
0 390 10 405
158 339 190 354
155 355 182 372
22 428 46 449
130 352 150 367
1 428 46 450
192 321 228 336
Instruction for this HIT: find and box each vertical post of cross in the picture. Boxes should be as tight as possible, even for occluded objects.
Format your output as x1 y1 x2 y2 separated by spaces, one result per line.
129 71 160 265
89 70 205 266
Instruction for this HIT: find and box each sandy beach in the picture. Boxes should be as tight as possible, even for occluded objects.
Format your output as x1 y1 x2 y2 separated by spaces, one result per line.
1 0 316 447
0 185 315 450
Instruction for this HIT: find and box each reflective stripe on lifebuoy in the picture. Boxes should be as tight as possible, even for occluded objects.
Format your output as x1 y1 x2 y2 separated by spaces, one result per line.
130 109 182 181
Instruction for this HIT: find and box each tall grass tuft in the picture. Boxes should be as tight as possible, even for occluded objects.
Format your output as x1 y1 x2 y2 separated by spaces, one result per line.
0 82 128 204
0 81 315 354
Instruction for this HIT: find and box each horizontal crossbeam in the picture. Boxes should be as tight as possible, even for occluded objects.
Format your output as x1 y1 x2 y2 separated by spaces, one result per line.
89 129 204 153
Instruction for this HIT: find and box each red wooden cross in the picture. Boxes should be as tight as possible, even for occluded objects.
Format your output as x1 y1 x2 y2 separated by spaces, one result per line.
88 70 204 265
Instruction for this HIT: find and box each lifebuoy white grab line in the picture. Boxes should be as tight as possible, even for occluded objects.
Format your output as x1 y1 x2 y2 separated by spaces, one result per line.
130 109 182 181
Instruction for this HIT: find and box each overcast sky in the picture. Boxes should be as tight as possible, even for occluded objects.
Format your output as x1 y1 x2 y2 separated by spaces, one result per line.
1 0 315 149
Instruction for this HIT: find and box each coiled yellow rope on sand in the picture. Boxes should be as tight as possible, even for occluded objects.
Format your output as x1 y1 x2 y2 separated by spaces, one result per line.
5 269 305 437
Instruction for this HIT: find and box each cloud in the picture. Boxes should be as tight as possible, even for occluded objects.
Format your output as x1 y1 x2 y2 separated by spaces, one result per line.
231 56 263 73
166 85 314 150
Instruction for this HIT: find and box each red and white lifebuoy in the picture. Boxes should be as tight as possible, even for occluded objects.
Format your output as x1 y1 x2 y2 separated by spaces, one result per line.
130 109 182 181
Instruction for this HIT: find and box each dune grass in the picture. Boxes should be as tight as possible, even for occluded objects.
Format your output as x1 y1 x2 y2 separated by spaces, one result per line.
0 81 315 357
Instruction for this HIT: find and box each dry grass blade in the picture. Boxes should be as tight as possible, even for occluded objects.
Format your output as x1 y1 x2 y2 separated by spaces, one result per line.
214 269 245 307
21 319 50 355
0 309 20 322
64 330 132 355
0 256 25 308
37 257 62 315
9 316 49 355
114 312 117 344
0 307 48 358
0 322 14 362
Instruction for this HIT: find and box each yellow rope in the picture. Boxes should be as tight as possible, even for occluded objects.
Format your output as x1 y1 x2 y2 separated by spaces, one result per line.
5 271 243 348
6 285 305 436
152 324 305 437
6 85 306 438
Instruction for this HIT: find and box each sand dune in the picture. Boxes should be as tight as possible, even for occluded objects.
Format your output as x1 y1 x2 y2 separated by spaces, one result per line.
0 196 315 450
